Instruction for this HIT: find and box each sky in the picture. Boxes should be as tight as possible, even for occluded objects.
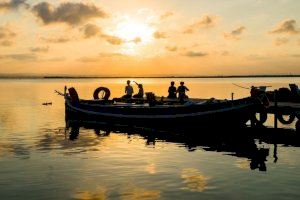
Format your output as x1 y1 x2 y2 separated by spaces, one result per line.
0 0 299 76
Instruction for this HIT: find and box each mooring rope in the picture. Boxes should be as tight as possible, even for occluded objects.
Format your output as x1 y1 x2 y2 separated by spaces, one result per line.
54 90 64 96
232 83 251 90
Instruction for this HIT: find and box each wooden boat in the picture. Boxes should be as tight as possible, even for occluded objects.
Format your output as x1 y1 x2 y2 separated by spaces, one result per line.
62 86 260 131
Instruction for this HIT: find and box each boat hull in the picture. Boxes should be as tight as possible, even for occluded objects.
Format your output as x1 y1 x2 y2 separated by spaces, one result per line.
65 98 257 131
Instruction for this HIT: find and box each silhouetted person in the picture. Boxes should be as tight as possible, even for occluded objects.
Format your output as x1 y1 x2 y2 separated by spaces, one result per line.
133 84 144 98
168 81 177 98
123 80 134 99
177 81 189 103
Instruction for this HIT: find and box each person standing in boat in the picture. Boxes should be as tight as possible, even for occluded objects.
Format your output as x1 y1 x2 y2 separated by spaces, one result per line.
168 81 177 98
133 84 144 98
177 81 189 103
123 80 134 98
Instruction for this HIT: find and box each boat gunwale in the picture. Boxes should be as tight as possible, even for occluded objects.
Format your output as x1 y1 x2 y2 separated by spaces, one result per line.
65 97 255 119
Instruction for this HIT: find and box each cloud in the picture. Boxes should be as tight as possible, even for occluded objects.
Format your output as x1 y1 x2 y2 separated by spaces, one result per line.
32 2 108 26
165 46 178 52
246 54 266 60
101 34 124 45
0 0 29 11
78 52 126 62
273 38 289 46
30 46 49 53
223 26 246 40
153 31 167 39
291 54 300 58
220 51 229 56
0 40 13 46
78 56 99 63
0 53 36 61
99 52 126 57
183 14 218 34
270 19 299 34
80 24 126 44
183 51 208 57
81 23 101 38
0 25 16 46
0 26 16 39
132 37 141 44
160 11 173 20
41 36 70 43
47 57 65 62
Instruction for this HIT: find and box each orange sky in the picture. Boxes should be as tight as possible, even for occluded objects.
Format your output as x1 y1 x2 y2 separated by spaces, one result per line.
0 0 299 76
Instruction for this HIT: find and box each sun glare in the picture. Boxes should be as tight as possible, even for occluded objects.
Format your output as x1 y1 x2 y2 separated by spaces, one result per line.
114 19 154 45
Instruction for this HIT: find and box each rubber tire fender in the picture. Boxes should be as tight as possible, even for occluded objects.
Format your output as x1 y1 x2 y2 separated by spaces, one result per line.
93 87 111 100
252 110 268 125
277 113 296 125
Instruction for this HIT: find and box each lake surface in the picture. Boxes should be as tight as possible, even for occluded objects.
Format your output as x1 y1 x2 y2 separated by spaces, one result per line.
0 78 300 200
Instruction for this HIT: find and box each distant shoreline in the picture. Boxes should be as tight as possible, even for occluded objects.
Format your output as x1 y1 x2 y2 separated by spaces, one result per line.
0 75 300 79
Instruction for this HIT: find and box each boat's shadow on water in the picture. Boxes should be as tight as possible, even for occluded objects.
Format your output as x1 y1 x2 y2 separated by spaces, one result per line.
64 119 300 172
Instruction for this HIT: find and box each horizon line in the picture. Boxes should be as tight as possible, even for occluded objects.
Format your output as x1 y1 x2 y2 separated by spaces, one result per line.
0 74 300 79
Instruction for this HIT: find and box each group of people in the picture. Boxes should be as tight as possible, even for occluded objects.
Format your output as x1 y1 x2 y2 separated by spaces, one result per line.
123 80 144 99
167 81 189 99
122 80 189 100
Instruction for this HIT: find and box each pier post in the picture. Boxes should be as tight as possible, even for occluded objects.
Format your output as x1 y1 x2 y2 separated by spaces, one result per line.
231 93 234 101
274 90 278 129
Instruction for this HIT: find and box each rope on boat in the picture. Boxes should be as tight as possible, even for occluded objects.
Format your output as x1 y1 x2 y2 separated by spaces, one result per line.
54 90 64 96
232 83 251 90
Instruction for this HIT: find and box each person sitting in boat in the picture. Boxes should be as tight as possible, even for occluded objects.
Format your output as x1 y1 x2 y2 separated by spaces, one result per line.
168 81 177 98
177 81 189 103
123 80 134 99
133 84 144 98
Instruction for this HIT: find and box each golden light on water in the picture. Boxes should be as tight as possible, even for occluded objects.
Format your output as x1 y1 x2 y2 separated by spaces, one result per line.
235 159 251 170
72 186 107 200
181 168 209 192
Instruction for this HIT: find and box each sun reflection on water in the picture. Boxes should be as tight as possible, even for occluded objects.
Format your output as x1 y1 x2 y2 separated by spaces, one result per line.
181 168 209 192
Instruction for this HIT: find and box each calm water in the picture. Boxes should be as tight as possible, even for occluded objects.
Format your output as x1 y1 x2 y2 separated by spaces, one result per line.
0 78 300 200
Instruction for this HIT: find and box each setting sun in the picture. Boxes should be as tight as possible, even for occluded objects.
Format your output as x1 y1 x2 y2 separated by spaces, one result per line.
114 19 154 44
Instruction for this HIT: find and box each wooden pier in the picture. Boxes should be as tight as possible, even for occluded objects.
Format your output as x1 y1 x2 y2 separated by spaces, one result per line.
268 102 300 115
254 100 300 132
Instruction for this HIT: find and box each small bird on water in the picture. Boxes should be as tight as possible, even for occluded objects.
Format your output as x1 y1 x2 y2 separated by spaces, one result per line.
42 102 52 106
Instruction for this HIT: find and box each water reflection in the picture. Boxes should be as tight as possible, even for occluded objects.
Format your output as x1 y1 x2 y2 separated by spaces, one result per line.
72 186 108 200
71 184 161 200
1 79 299 199
0 142 30 159
181 168 209 192
119 185 161 200
35 127 109 155
63 120 300 172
